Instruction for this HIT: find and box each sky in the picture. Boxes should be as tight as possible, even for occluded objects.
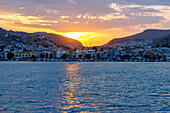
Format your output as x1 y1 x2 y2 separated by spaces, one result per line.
0 0 170 46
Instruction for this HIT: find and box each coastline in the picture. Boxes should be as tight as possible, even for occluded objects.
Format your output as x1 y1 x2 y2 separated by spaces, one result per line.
1 60 169 62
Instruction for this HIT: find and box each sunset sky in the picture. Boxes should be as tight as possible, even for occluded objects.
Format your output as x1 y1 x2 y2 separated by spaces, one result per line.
0 0 170 46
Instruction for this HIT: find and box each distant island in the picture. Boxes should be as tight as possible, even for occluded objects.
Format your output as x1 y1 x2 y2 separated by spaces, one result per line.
0 27 170 62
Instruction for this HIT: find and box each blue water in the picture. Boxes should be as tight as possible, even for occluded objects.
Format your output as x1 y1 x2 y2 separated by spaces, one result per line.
0 62 169 112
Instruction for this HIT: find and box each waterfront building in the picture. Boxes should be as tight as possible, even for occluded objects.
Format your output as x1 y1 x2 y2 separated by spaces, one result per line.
14 52 38 61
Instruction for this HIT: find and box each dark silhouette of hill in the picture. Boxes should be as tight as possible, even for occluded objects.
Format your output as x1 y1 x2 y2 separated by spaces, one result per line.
0 27 83 48
105 29 170 46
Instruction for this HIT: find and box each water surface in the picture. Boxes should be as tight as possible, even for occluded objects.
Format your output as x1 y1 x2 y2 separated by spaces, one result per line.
0 62 169 112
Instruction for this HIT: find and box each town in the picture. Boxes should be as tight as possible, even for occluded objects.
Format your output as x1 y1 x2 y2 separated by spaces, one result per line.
0 44 170 62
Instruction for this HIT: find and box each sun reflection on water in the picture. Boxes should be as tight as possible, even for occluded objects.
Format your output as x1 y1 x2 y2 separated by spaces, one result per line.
58 63 87 112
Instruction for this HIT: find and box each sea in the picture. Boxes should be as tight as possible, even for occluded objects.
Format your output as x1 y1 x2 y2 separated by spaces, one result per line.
0 62 169 113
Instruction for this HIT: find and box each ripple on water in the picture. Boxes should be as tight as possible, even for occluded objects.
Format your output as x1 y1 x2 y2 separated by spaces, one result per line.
0 62 169 112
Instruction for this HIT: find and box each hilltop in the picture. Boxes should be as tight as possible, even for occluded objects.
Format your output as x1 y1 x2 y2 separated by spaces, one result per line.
105 29 170 47
0 27 83 50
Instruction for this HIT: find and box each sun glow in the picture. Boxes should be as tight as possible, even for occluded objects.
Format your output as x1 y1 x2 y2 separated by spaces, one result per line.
63 32 83 40
63 32 103 46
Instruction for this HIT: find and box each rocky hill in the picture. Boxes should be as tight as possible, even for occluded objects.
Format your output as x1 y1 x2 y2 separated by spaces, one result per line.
0 27 83 50
105 29 170 47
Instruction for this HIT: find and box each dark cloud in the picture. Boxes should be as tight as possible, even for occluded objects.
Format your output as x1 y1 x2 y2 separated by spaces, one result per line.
117 0 170 5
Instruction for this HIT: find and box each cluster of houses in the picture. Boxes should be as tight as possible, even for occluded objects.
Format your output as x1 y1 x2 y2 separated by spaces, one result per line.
0 46 170 62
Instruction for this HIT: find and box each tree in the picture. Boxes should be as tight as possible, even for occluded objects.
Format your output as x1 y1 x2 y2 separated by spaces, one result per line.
73 48 77 51
156 54 162 61
85 54 91 59
0 46 4 52
31 55 36 61
40 53 44 60
7 52 14 60
97 53 100 60
119 54 125 61
125 55 131 61
49 53 53 59
78 54 83 59
23 48 28 52
61 54 67 59
45 53 48 60
73 55 76 59
92 46 98 52
148 53 155 61
100 48 104 51
144 54 149 61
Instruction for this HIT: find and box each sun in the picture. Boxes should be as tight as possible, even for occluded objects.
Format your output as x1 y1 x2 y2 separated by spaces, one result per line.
63 32 83 40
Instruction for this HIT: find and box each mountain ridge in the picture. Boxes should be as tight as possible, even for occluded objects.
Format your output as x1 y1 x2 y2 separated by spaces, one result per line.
105 29 170 47
0 27 83 49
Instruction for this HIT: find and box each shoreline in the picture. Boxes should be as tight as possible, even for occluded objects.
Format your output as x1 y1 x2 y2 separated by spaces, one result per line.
0 60 170 62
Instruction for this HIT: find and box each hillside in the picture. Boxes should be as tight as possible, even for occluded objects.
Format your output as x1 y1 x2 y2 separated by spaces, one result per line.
0 27 83 50
105 29 170 47
152 34 170 47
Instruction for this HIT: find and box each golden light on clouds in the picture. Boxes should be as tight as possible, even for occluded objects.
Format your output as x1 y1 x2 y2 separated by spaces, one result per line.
0 13 44 24
0 0 170 47
98 13 127 21
0 10 109 46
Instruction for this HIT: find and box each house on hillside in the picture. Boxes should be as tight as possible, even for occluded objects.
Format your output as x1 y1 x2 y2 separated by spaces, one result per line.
164 49 170 61
109 49 118 58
